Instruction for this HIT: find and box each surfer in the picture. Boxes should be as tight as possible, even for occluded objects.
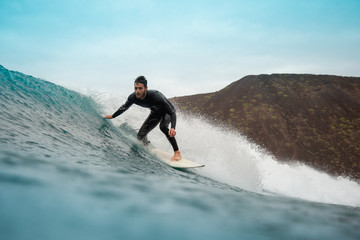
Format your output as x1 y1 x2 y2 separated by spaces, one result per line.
104 76 182 161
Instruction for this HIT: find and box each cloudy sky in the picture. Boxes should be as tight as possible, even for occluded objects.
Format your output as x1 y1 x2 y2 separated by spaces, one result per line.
1 0 359 96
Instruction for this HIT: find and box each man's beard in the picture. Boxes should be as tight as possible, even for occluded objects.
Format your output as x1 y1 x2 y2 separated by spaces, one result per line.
136 92 145 99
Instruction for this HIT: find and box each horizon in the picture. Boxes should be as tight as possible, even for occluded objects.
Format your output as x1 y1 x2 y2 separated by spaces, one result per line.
1 0 360 96
1 63 360 97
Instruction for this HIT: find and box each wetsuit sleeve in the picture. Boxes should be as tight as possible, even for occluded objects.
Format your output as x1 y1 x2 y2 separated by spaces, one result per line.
161 97 177 129
169 112 176 129
111 94 134 118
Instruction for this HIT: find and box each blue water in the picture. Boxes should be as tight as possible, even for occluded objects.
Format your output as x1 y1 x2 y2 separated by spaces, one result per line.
1 65 360 240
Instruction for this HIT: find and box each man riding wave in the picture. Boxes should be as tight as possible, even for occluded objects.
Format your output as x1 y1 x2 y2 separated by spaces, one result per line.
104 76 182 161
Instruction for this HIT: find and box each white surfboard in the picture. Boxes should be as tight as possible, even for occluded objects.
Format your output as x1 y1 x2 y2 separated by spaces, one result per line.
151 149 205 169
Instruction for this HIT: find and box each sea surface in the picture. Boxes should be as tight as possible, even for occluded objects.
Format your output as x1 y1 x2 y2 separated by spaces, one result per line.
1 65 360 240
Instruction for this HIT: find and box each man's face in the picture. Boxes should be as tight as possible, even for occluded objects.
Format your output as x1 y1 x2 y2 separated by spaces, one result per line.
134 83 148 100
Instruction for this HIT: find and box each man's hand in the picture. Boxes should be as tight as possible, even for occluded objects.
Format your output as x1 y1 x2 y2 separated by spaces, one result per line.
104 115 113 119
168 128 176 137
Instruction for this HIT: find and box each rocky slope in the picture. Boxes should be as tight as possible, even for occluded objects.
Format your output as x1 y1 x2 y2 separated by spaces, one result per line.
172 74 360 180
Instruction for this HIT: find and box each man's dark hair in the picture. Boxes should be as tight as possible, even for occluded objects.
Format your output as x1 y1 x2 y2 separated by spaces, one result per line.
134 76 147 87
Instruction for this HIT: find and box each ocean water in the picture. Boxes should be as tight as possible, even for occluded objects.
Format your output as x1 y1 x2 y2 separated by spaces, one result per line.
1 66 360 240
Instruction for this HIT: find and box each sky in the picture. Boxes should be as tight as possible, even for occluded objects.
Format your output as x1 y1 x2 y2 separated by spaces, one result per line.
1 0 360 96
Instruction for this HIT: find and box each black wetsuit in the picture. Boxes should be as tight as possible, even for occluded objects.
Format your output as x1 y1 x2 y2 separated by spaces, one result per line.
112 90 179 151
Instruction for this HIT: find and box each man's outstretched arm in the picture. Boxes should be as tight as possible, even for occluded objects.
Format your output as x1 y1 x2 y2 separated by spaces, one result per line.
104 94 135 119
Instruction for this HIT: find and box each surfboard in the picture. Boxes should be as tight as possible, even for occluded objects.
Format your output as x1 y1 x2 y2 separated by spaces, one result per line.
150 149 205 169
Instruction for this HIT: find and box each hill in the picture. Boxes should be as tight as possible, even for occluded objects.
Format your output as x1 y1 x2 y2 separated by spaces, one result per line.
172 74 360 180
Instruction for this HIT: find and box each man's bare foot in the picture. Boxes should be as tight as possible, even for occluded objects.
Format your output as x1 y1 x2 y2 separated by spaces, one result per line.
171 150 182 161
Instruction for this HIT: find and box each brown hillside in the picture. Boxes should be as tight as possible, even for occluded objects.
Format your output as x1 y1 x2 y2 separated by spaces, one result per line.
172 74 360 181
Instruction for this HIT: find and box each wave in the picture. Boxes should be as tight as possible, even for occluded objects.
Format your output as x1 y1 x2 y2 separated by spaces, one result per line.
1 64 360 208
